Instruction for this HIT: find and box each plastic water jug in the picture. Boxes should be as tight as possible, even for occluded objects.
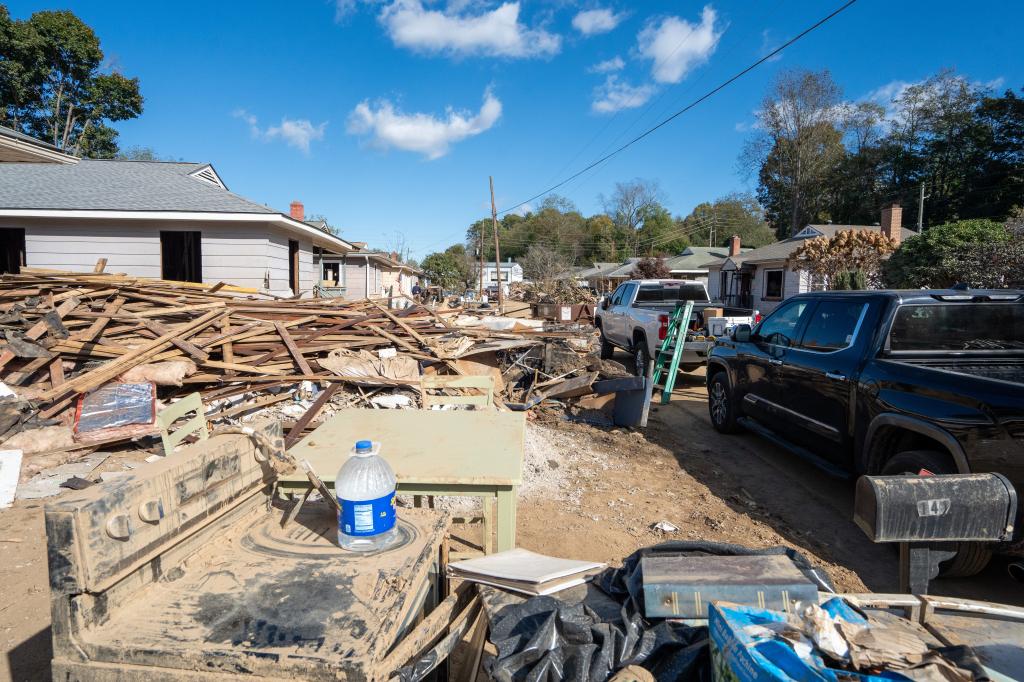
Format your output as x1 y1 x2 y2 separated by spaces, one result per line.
335 440 398 552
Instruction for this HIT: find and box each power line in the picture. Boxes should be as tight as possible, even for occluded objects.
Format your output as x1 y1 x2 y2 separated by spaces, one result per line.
497 0 859 216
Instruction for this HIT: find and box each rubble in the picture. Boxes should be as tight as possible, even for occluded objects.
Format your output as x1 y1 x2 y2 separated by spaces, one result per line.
507 280 597 305
0 268 628 495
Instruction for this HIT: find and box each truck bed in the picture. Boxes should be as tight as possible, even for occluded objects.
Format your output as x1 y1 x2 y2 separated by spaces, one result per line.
892 357 1024 384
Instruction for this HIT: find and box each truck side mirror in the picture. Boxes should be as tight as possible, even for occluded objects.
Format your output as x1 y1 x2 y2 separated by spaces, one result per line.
601 298 610 310
731 324 751 343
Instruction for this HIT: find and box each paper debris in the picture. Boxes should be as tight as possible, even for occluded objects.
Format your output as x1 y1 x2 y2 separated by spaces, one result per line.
0 449 22 508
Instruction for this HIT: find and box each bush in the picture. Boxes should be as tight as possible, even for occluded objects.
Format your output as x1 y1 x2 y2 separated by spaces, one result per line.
634 257 670 279
882 220 1013 288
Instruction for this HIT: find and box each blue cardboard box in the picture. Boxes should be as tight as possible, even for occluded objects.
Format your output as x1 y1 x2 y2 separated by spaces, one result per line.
709 599 906 681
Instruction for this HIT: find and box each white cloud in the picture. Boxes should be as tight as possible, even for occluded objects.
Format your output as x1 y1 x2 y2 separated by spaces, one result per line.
637 6 722 84
379 1 560 58
572 8 624 36
347 88 502 159
589 55 625 73
233 109 327 154
759 29 781 63
592 75 656 114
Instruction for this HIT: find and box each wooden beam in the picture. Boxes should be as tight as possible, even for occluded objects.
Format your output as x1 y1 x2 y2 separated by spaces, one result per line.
0 295 80 370
93 258 107 273
284 383 341 449
274 322 315 376
135 317 210 362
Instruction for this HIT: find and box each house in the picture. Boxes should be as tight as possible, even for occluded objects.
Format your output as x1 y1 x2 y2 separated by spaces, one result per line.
318 243 421 304
569 262 621 291
705 205 916 313
0 126 353 295
663 245 752 284
476 260 524 293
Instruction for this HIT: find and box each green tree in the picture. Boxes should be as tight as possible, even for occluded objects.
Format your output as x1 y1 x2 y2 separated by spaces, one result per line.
420 251 463 291
678 193 777 249
882 219 1015 288
742 69 848 238
0 9 142 157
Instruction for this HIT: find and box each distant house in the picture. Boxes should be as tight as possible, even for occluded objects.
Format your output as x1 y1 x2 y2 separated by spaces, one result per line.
570 262 622 291
318 243 421 303
0 126 353 295
664 245 752 284
476 260 524 293
705 205 916 313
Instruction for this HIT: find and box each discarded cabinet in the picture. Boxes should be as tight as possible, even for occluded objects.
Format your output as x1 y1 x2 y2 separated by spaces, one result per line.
45 422 450 681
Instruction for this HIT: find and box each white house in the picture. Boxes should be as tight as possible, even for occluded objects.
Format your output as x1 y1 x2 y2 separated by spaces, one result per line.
477 260 524 291
0 126 353 295
705 205 916 313
318 244 421 304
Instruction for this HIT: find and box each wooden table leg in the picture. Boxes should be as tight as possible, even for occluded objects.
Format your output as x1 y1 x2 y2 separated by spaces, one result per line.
495 486 516 552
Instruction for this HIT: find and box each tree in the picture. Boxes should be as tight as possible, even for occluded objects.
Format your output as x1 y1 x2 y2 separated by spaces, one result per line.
601 179 665 256
788 229 897 289
882 219 1017 288
420 252 463 291
0 9 142 157
742 69 848 238
442 243 474 289
634 257 670 279
678 193 777 249
520 244 567 291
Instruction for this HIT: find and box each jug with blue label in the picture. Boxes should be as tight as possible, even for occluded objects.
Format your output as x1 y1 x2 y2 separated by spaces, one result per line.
335 439 398 552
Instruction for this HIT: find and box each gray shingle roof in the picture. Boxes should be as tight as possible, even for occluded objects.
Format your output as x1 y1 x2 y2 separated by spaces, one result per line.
0 159 277 213
725 224 918 265
0 125 62 152
665 245 751 272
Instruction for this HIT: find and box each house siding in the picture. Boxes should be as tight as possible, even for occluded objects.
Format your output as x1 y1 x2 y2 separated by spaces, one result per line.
0 217 309 292
750 261 809 313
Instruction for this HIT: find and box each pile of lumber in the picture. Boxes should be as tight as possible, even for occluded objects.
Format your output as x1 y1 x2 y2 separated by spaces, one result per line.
507 280 597 305
0 269 601 456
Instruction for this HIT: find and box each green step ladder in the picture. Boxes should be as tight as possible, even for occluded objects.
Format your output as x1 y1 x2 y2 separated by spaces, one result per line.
651 300 694 404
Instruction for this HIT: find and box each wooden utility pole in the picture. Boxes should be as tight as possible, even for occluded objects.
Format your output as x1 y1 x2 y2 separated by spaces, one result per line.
489 176 504 309
477 221 485 298
917 183 928 232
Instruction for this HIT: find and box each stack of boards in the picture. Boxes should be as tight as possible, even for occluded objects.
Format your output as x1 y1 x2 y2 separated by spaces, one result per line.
448 548 606 596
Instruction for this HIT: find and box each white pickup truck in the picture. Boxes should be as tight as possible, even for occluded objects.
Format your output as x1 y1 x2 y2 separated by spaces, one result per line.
594 279 758 375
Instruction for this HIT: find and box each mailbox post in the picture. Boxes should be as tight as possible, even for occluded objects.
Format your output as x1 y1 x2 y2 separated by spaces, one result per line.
853 473 1017 594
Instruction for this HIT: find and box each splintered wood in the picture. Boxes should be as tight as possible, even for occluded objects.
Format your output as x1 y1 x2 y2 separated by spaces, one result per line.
0 268 594 454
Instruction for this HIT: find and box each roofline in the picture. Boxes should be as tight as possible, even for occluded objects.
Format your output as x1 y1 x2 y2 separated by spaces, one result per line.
0 135 78 164
0 208 354 252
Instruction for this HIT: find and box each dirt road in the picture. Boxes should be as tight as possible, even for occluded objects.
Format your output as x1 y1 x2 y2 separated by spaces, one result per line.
2 364 1021 681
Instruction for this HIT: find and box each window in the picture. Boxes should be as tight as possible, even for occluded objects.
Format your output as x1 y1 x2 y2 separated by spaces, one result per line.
288 240 299 293
636 283 708 303
756 300 811 347
160 231 202 282
609 285 626 306
799 301 868 352
763 269 784 300
0 228 25 275
889 303 1024 352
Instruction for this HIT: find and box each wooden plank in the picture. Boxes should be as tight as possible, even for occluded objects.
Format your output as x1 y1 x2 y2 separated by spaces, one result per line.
284 383 341 449
371 300 427 345
37 309 227 402
70 297 125 342
274 322 315 376
0 295 80 370
48 357 65 389
93 258 107 273
136 318 210 363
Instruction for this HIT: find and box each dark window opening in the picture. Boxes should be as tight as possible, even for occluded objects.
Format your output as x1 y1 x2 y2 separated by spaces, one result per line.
763 269 784 300
288 240 300 294
0 228 26 275
160 231 202 283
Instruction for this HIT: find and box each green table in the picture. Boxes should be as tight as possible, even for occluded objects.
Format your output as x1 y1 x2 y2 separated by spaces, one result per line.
280 409 525 552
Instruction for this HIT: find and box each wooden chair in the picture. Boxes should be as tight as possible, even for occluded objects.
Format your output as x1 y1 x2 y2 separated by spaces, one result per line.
417 375 496 554
419 375 494 410
157 393 209 455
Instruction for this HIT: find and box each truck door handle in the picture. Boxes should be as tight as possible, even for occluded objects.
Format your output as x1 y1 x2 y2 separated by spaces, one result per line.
825 371 847 381
768 358 783 366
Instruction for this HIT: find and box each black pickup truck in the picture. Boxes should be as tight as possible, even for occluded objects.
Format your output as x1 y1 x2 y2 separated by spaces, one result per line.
706 289 1024 576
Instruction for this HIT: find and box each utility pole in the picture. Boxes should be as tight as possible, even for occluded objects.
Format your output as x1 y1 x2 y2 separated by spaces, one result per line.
489 176 504 310
477 223 485 299
917 183 928 232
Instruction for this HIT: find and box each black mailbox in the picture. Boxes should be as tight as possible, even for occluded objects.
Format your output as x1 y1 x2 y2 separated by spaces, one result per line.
854 473 1017 543
854 473 1017 594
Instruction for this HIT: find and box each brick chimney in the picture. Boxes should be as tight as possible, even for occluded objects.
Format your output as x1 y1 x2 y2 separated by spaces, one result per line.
728 235 741 257
390 251 399 262
881 202 902 245
289 201 304 221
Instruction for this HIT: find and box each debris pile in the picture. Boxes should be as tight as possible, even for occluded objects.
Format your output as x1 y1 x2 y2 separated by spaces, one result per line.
507 280 597 305
0 269 626 479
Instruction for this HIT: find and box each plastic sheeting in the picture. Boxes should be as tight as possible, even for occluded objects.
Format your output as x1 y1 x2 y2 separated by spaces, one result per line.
483 542 835 682
75 382 156 434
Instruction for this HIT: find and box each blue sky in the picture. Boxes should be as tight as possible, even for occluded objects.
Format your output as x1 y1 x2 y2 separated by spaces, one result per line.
7 1 1022 258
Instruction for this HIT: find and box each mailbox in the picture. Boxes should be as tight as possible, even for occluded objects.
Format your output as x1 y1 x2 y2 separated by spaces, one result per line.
854 473 1017 594
854 473 1017 543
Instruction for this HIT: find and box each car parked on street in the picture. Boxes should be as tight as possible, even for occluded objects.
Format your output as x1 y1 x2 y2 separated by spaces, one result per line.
595 279 756 375
706 289 1024 576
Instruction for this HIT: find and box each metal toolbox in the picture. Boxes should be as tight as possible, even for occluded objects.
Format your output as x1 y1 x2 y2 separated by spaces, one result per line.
45 423 449 681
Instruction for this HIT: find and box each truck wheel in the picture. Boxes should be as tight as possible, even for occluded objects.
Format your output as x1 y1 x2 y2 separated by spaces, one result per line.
881 450 993 578
598 326 614 360
707 372 739 434
633 341 650 377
